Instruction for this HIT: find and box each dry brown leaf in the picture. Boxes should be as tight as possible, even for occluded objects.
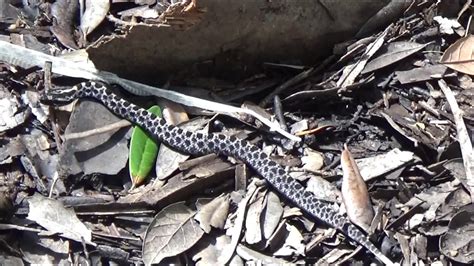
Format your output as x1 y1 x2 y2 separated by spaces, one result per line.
320 247 354 264
338 28 387 87
394 64 448 84
184 160 232 179
439 210 474 264
362 41 429 74
340 145 374 232
142 201 204 264
347 148 414 182
438 80 474 200
154 102 199 181
262 191 284 240
221 179 260 264
192 234 242 265
27 194 92 244
195 195 230 233
273 223 305 257
51 0 79 49
236 244 290 264
441 35 474 75
301 148 324 172
244 189 266 244
305 173 341 203
80 0 110 37
0 97 26 132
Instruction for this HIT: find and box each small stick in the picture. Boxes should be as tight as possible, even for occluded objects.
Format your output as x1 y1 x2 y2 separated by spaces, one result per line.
64 120 132 140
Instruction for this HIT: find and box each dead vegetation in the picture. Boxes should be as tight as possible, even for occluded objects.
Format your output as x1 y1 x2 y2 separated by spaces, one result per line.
0 0 473 265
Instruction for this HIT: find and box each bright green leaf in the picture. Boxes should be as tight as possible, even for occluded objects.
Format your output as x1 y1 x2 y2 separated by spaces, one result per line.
129 105 162 187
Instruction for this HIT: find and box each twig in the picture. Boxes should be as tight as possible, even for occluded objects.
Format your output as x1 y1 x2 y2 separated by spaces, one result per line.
259 67 314 107
64 119 132 140
337 27 387 88
106 14 154 27
273 95 288 132
43 61 64 154
48 172 59 198
438 79 474 202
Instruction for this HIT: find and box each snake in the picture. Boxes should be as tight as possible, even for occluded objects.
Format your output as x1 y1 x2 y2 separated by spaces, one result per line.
40 81 395 265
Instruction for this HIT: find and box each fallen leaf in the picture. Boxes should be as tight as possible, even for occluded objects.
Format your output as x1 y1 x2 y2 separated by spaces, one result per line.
192 234 242 265
0 97 26 132
221 179 260 264
50 0 79 49
340 145 374 232
338 28 387 87
59 100 129 176
244 189 265 244
27 194 92 244
434 16 463 35
438 79 474 200
0 2 19 23
156 117 207 181
236 244 291 264
142 201 204 265
118 6 160 19
305 173 341 203
439 210 474 264
362 41 429 74
343 148 415 182
262 191 284 240
320 246 354 264
441 35 474 75
129 105 162 186
183 159 233 179
301 148 324 172
195 195 230 233
273 223 305 257
0 136 25 165
394 64 448 84
80 0 110 37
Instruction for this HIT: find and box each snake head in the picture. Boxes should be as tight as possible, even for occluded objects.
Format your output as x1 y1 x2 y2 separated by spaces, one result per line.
40 85 80 105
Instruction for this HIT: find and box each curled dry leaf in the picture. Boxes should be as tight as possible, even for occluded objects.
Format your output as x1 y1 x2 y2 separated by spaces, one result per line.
142 201 204 265
434 16 463 35
0 97 26 132
441 35 474 75
80 0 110 37
195 195 230 233
221 179 260 264
27 194 92 244
51 0 79 49
306 173 341 203
340 145 374 232
438 80 474 199
439 210 474 264
273 223 305 257
338 28 387 87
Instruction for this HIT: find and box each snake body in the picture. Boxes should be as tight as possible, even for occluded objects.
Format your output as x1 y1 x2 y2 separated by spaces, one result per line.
41 81 394 265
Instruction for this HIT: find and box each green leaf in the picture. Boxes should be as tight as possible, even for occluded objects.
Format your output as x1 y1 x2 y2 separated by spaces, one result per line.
129 105 162 187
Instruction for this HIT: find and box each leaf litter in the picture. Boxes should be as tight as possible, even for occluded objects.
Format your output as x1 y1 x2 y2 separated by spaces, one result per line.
0 1 473 265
